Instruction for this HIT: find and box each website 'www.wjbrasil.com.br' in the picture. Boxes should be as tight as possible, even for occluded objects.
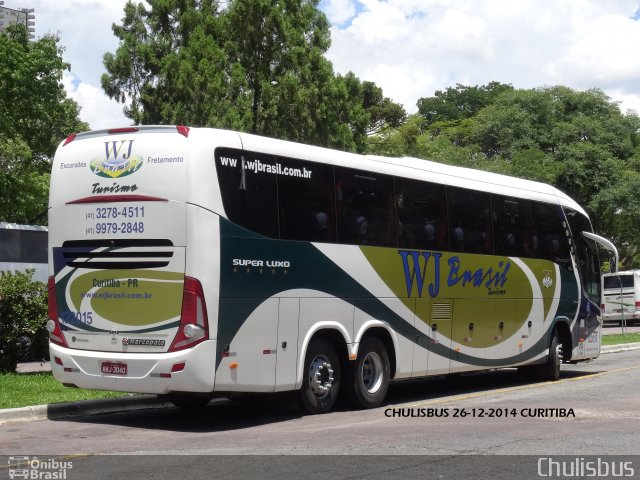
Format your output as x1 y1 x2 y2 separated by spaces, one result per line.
219 156 313 179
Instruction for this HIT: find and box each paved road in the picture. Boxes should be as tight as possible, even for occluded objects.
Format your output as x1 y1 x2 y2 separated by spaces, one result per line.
3 350 640 479
3 349 640 456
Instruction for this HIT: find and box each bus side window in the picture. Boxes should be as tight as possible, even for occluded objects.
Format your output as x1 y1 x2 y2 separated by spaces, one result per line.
335 167 396 247
277 157 336 243
531 202 571 269
493 195 532 258
20 230 48 263
215 148 279 238
396 177 448 251
0 229 21 262
447 187 492 255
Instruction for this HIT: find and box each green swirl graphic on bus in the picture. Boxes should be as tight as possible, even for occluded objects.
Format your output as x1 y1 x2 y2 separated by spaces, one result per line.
89 139 143 178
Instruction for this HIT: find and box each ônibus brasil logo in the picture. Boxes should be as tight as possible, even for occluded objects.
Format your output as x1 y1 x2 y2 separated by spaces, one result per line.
90 140 142 178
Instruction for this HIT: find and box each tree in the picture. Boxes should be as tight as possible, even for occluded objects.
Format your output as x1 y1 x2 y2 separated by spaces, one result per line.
224 0 331 134
102 0 249 128
590 173 640 268
102 0 392 152
416 81 513 127
362 81 406 136
0 25 87 223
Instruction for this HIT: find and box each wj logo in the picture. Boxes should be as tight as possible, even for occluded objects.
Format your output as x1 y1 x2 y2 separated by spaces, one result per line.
89 140 142 178
542 270 553 289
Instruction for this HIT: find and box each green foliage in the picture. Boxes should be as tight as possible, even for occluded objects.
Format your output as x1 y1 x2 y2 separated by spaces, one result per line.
0 24 88 224
0 270 48 373
511 148 560 184
368 114 423 157
416 82 513 127
224 0 331 135
102 0 404 153
0 137 49 224
102 0 244 127
0 25 88 166
589 170 640 268
363 81 407 135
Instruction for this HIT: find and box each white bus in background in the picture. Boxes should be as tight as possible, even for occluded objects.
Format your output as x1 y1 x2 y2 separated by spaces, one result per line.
0 223 48 283
601 271 640 325
47 126 617 413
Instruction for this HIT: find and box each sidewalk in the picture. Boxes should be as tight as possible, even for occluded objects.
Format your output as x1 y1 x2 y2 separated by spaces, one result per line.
15 361 51 373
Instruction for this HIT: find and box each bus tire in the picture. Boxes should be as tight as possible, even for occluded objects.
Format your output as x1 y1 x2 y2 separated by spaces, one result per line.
539 330 562 381
160 393 211 409
299 338 340 414
346 337 390 409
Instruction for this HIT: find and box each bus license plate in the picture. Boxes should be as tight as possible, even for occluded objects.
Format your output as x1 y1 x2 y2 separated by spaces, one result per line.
101 362 127 376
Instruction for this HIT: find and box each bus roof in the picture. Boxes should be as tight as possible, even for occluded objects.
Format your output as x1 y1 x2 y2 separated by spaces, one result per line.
59 126 588 218
603 270 640 277
234 130 587 217
0 222 48 232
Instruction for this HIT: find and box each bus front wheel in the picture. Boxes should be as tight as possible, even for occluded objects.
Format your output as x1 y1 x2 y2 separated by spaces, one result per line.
299 338 340 414
540 330 562 381
345 336 390 409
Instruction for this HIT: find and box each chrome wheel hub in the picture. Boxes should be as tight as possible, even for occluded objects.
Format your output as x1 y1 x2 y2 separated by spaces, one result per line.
309 355 334 398
361 351 383 394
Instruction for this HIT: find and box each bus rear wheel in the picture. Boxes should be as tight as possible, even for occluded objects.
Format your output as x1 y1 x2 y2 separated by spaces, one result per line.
299 338 340 414
345 337 390 409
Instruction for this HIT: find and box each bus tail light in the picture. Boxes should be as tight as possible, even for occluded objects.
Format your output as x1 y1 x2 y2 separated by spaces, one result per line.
635 301 640 311
601 304 605 313
168 277 208 352
107 127 139 134
62 133 76 146
47 276 68 347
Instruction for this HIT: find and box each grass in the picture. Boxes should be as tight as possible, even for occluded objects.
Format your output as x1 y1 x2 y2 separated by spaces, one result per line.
0 371 127 409
602 332 640 346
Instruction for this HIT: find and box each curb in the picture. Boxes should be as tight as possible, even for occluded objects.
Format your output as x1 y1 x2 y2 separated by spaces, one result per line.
601 342 640 354
0 395 172 425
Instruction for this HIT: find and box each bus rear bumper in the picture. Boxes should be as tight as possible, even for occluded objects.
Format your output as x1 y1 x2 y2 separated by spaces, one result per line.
49 340 217 394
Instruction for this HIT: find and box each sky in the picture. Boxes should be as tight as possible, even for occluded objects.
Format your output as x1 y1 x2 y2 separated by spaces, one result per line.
6 0 640 130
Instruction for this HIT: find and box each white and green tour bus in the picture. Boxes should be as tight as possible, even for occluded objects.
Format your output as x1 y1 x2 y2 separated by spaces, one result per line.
47 126 617 413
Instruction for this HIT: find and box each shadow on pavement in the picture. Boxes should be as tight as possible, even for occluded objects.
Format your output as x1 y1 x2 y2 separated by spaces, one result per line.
56 366 600 433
